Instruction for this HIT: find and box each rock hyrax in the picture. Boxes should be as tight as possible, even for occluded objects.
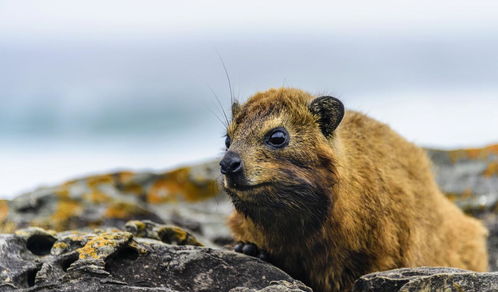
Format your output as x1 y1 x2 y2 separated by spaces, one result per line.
220 88 488 292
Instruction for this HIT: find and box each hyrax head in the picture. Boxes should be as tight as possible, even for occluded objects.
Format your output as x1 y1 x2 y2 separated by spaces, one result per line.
220 88 344 236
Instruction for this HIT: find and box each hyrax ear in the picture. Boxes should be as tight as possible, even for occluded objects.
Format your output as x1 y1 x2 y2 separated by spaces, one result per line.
308 96 344 137
231 101 241 117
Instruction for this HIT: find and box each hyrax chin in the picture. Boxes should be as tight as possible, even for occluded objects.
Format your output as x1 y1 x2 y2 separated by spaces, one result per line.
220 88 488 292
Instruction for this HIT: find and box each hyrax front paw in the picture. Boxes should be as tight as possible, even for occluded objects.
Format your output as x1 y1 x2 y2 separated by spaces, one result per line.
234 242 269 261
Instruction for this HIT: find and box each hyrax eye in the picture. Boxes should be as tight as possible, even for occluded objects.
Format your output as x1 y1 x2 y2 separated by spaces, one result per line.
265 127 289 149
225 135 231 149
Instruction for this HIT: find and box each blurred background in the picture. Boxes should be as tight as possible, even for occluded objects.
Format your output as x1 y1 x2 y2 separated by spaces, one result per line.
0 0 497 198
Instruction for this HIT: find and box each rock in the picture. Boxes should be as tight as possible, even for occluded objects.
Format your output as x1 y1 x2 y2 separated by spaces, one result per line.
0 161 234 245
484 214 498 273
0 221 310 292
124 220 204 246
229 280 312 292
352 267 498 292
426 144 498 214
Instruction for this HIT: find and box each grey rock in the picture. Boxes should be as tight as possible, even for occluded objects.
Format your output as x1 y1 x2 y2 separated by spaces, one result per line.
0 223 310 292
426 146 498 214
229 280 312 292
0 161 233 246
483 214 498 274
352 267 498 292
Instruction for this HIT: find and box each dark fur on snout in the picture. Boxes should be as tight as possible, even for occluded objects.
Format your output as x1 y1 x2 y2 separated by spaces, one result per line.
225 171 331 239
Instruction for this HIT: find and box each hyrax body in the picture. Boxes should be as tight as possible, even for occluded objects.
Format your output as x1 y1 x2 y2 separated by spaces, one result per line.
220 88 488 292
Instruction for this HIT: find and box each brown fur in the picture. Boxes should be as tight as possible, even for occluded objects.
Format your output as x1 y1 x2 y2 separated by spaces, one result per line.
223 88 488 292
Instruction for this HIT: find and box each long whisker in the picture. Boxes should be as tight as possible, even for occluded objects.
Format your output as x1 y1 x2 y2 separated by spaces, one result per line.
216 52 234 105
207 106 227 128
208 86 229 127
200 92 227 128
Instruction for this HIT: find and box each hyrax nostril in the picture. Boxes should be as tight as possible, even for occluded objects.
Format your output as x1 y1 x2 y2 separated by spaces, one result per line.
220 151 243 175
230 160 242 173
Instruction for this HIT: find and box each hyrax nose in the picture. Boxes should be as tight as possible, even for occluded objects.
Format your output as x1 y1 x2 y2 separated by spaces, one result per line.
220 151 243 175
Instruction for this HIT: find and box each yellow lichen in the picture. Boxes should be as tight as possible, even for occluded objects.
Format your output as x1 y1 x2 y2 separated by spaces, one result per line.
444 193 458 202
86 175 114 187
0 200 9 222
83 190 111 204
76 231 132 259
52 241 69 249
486 144 498 153
61 231 93 242
159 225 203 246
128 240 149 254
116 171 136 184
127 220 146 231
483 161 498 177
147 167 219 204
163 226 188 241
55 183 72 200
121 182 144 196
447 144 498 163
104 202 147 219
87 221 103 229
46 229 58 236
49 200 82 230
52 200 81 221
15 228 37 237
0 221 17 233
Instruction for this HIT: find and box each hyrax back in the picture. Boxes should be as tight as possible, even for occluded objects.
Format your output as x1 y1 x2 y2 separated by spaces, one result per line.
220 88 488 292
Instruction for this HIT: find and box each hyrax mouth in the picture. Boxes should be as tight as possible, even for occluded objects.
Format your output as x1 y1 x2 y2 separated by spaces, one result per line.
223 176 271 192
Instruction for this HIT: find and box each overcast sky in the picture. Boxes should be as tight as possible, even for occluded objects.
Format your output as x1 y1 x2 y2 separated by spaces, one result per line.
1 1 498 39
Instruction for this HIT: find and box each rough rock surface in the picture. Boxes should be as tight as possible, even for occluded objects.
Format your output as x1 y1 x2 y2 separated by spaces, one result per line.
426 144 498 214
0 221 310 292
0 161 233 246
352 267 498 292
